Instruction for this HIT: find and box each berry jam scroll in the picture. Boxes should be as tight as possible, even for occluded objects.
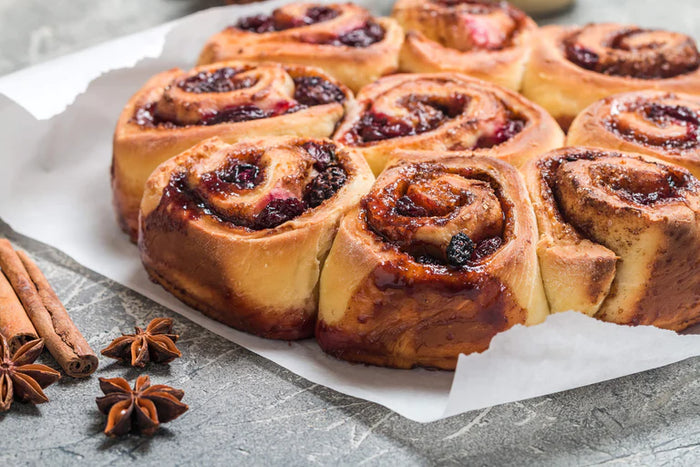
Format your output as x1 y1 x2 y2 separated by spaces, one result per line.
522 23 700 130
111 61 351 241
139 137 374 340
316 154 549 369
392 0 537 90
333 72 563 175
197 3 404 92
523 147 700 331
567 91 700 179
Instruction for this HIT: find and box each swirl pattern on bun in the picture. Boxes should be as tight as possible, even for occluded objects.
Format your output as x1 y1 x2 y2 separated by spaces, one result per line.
317 153 549 369
333 72 563 174
392 0 537 90
139 136 374 339
112 61 351 240
198 3 404 92
567 91 700 179
522 23 700 129
523 147 700 331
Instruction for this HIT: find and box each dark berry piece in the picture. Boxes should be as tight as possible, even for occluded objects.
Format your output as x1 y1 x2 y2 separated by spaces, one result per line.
475 118 525 148
305 166 347 207
255 198 306 229
202 105 270 125
134 103 157 126
357 113 414 142
179 67 255 94
221 163 259 189
395 195 428 217
471 237 503 261
293 76 346 106
446 233 475 267
566 44 600 70
646 103 699 125
337 22 385 48
301 141 337 170
236 14 276 33
303 6 339 24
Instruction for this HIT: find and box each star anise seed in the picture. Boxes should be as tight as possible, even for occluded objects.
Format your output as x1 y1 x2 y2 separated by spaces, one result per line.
101 318 181 368
96 375 188 437
0 334 61 412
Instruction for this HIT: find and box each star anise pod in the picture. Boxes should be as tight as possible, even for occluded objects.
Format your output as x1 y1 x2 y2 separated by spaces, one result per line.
101 317 181 367
96 375 188 437
0 334 61 412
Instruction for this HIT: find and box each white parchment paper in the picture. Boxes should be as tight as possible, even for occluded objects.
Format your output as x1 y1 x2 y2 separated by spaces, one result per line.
0 0 698 423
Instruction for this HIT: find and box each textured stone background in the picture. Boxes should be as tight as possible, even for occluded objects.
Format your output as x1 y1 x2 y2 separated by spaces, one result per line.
0 1 699 465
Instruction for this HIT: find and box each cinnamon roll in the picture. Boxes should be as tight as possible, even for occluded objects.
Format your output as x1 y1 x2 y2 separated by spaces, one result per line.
333 72 564 174
139 136 374 339
524 147 700 331
197 3 403 92
567 91 700 179
392 0 537 90
317 153 549 369
522 23 700 130
112 61 351 240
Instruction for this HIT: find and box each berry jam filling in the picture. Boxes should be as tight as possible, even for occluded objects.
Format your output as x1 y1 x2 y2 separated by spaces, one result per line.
254 198 306 229
471 236 503 261
221 163 260 189
334 21 385 48
201 105 271 125
305 21 385 48
607 102 700 150
550 153 693 207
354 113 414 143
302 141 337 170
236 14 276 33
133 72 344 128
178 67 256 93
133 103 170 128
349 95 467 144
235 6 339 33
564 28 700 79
304 166 348 207
293 76 346 107
603 170 688 205
132 103 273 128
565 44 600 70
395 195 429 217
199 160 262 195
475 115 526 148
303 6 339 24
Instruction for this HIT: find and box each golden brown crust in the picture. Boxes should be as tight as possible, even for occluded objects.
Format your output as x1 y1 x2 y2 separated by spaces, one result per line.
523 147 700 331
522 24 700 130
197 3 403 92
567 91 700 179
111 61 352 241
317 153 549 369
139 136 374 340
392 0 537 90
333 72 563 175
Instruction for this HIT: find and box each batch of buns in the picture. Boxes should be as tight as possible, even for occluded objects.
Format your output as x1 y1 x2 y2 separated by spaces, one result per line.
110 0 700 370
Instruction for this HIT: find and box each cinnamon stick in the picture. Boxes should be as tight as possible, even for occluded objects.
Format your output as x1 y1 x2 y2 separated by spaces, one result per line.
0 269 38 354
0 239 98 377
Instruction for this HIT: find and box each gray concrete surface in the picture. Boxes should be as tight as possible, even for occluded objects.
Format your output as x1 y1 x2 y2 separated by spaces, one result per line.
0 0 699 465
